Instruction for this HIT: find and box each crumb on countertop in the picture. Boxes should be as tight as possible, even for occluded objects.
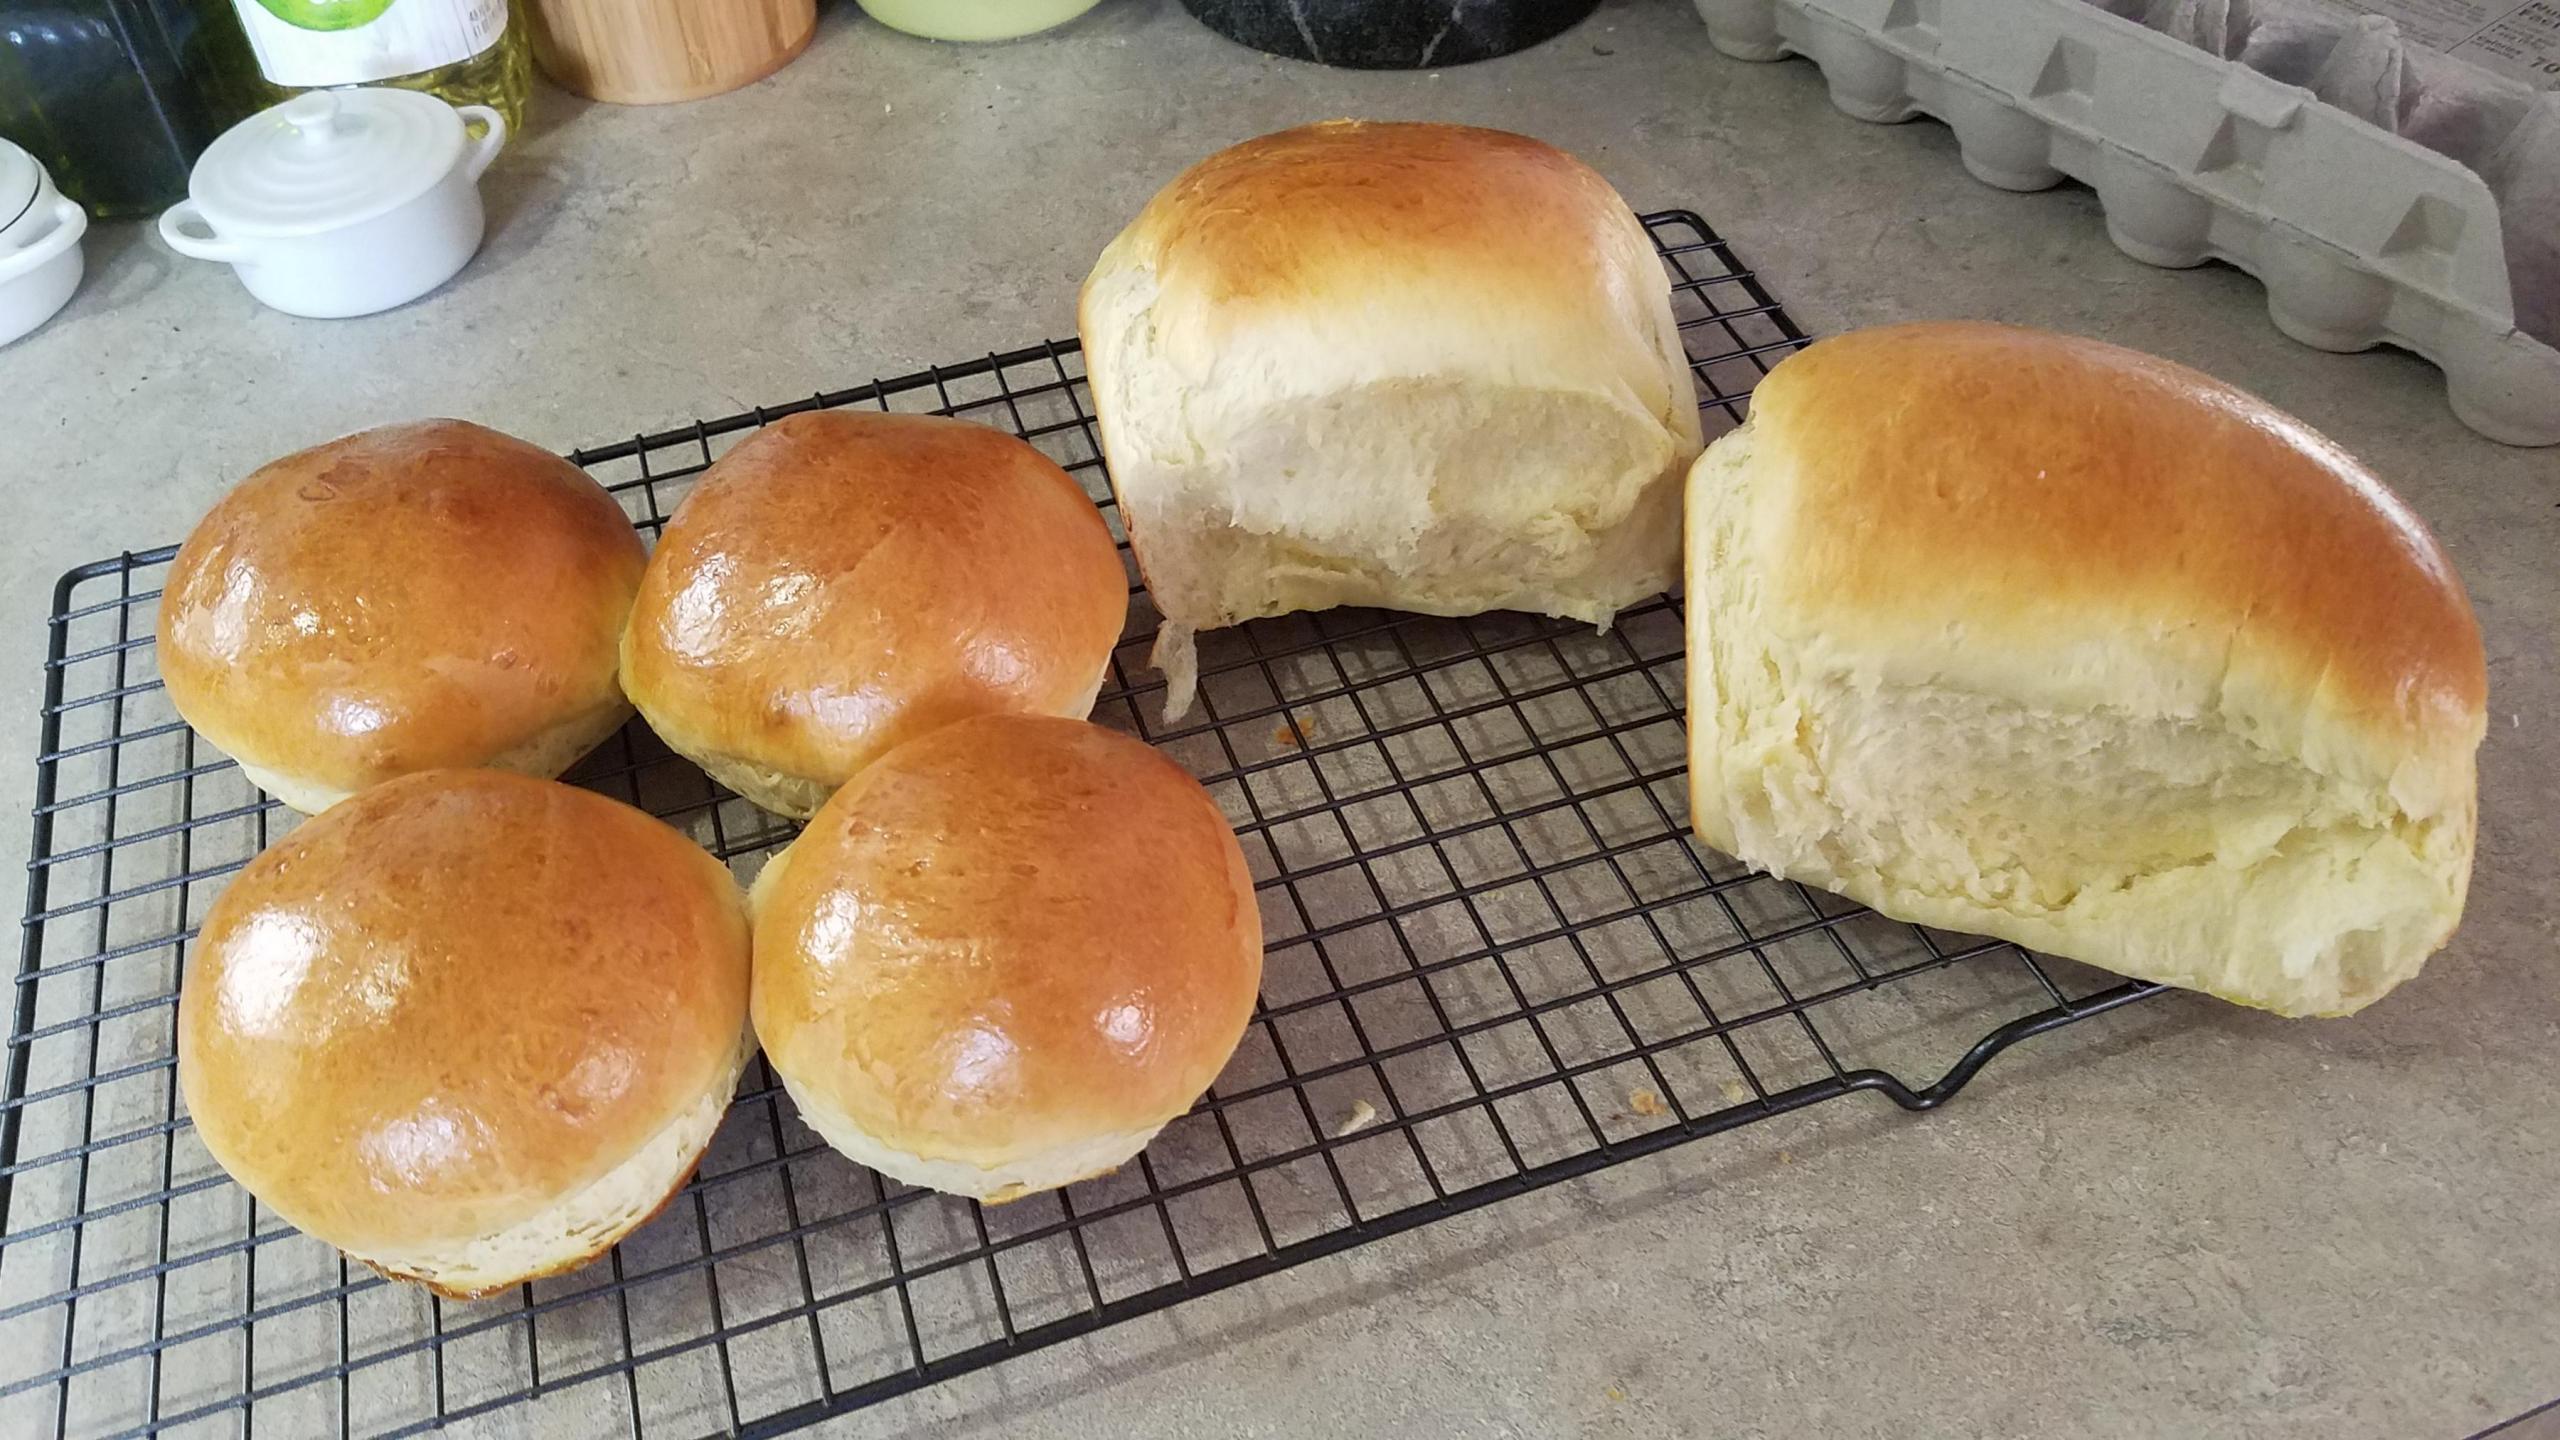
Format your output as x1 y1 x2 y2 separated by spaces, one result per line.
1629 1089 1665 1118
1333 1099 1378 1137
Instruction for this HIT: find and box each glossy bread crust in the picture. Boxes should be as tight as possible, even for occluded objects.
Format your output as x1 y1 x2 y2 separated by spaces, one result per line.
1744 321 2485 798
749 715 1261 1190
156 420 646 810
1685 322 2487 1016
1092 119 1674 360
620 411 1128 819
177 771 753 1281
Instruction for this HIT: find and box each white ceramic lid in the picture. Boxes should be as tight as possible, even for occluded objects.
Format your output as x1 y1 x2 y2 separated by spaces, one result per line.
0 138 42 237
190 88 467 238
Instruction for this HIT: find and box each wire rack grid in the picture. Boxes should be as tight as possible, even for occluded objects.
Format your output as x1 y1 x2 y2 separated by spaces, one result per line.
0 210 2162 1439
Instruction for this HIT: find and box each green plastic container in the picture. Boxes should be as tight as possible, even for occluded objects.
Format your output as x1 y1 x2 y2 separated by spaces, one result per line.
855 0 1100 42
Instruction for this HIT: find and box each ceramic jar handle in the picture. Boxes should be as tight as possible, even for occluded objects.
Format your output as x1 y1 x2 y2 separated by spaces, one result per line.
0 196 86 283
158 200 249 264
458 105 507 183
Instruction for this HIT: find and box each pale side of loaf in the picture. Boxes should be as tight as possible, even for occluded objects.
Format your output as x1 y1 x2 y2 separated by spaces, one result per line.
157 420 646 813
177 771 753 1297
1079 121 1703 709
1685 322 2486 1017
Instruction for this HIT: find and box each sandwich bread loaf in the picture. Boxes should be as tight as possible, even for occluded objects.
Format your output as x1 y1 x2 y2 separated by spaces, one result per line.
1685 321 2485 1017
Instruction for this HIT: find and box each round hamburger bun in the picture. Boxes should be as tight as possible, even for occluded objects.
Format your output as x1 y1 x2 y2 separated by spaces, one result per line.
620 410 1128 820
177 770 752 1299
750 714 1261 1201
157 420 647 814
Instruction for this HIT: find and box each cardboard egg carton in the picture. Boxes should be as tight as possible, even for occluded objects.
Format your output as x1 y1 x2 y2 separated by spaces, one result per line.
1694 0 2560 446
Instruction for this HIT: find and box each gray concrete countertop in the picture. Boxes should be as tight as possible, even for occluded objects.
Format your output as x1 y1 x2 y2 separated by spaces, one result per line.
4 2 2557 1436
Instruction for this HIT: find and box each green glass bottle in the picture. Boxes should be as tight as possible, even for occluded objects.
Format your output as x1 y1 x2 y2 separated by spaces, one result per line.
226 0 530 137
0 2 264 218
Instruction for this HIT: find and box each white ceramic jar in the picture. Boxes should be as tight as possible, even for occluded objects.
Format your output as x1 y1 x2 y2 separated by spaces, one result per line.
158 88 506 320
0 140 89 348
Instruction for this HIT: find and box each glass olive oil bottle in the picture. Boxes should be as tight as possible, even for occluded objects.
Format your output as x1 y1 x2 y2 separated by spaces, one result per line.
0 1 263 217
226 0 530 135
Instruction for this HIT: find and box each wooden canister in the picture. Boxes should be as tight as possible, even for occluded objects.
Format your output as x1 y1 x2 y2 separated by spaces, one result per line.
528 0 818 105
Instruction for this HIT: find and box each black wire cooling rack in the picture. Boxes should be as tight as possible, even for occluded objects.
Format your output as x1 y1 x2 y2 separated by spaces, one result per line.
1 210 2164 1439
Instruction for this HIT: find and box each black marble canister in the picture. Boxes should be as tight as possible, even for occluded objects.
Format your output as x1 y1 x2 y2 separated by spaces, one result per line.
1179 0 1603 68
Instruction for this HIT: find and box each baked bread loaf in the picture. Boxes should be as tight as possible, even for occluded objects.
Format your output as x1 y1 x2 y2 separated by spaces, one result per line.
1685 322 2485 1017
177 770 752 1298
751 714 1261 1200
158 420 646 814
621 411 1128 819
1079 120 1702 710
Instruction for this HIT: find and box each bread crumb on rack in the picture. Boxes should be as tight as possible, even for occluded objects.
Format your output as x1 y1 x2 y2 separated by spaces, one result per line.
1272 712 1321 749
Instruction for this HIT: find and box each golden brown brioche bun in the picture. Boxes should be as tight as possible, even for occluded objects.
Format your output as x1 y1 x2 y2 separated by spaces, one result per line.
750 714 1261 1200
157 420 647 814
177 770 751 1299
1686 321 2486 1017
620 411 1129 820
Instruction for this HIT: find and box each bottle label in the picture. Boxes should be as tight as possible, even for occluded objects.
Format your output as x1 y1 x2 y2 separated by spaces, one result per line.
233 0 507 88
